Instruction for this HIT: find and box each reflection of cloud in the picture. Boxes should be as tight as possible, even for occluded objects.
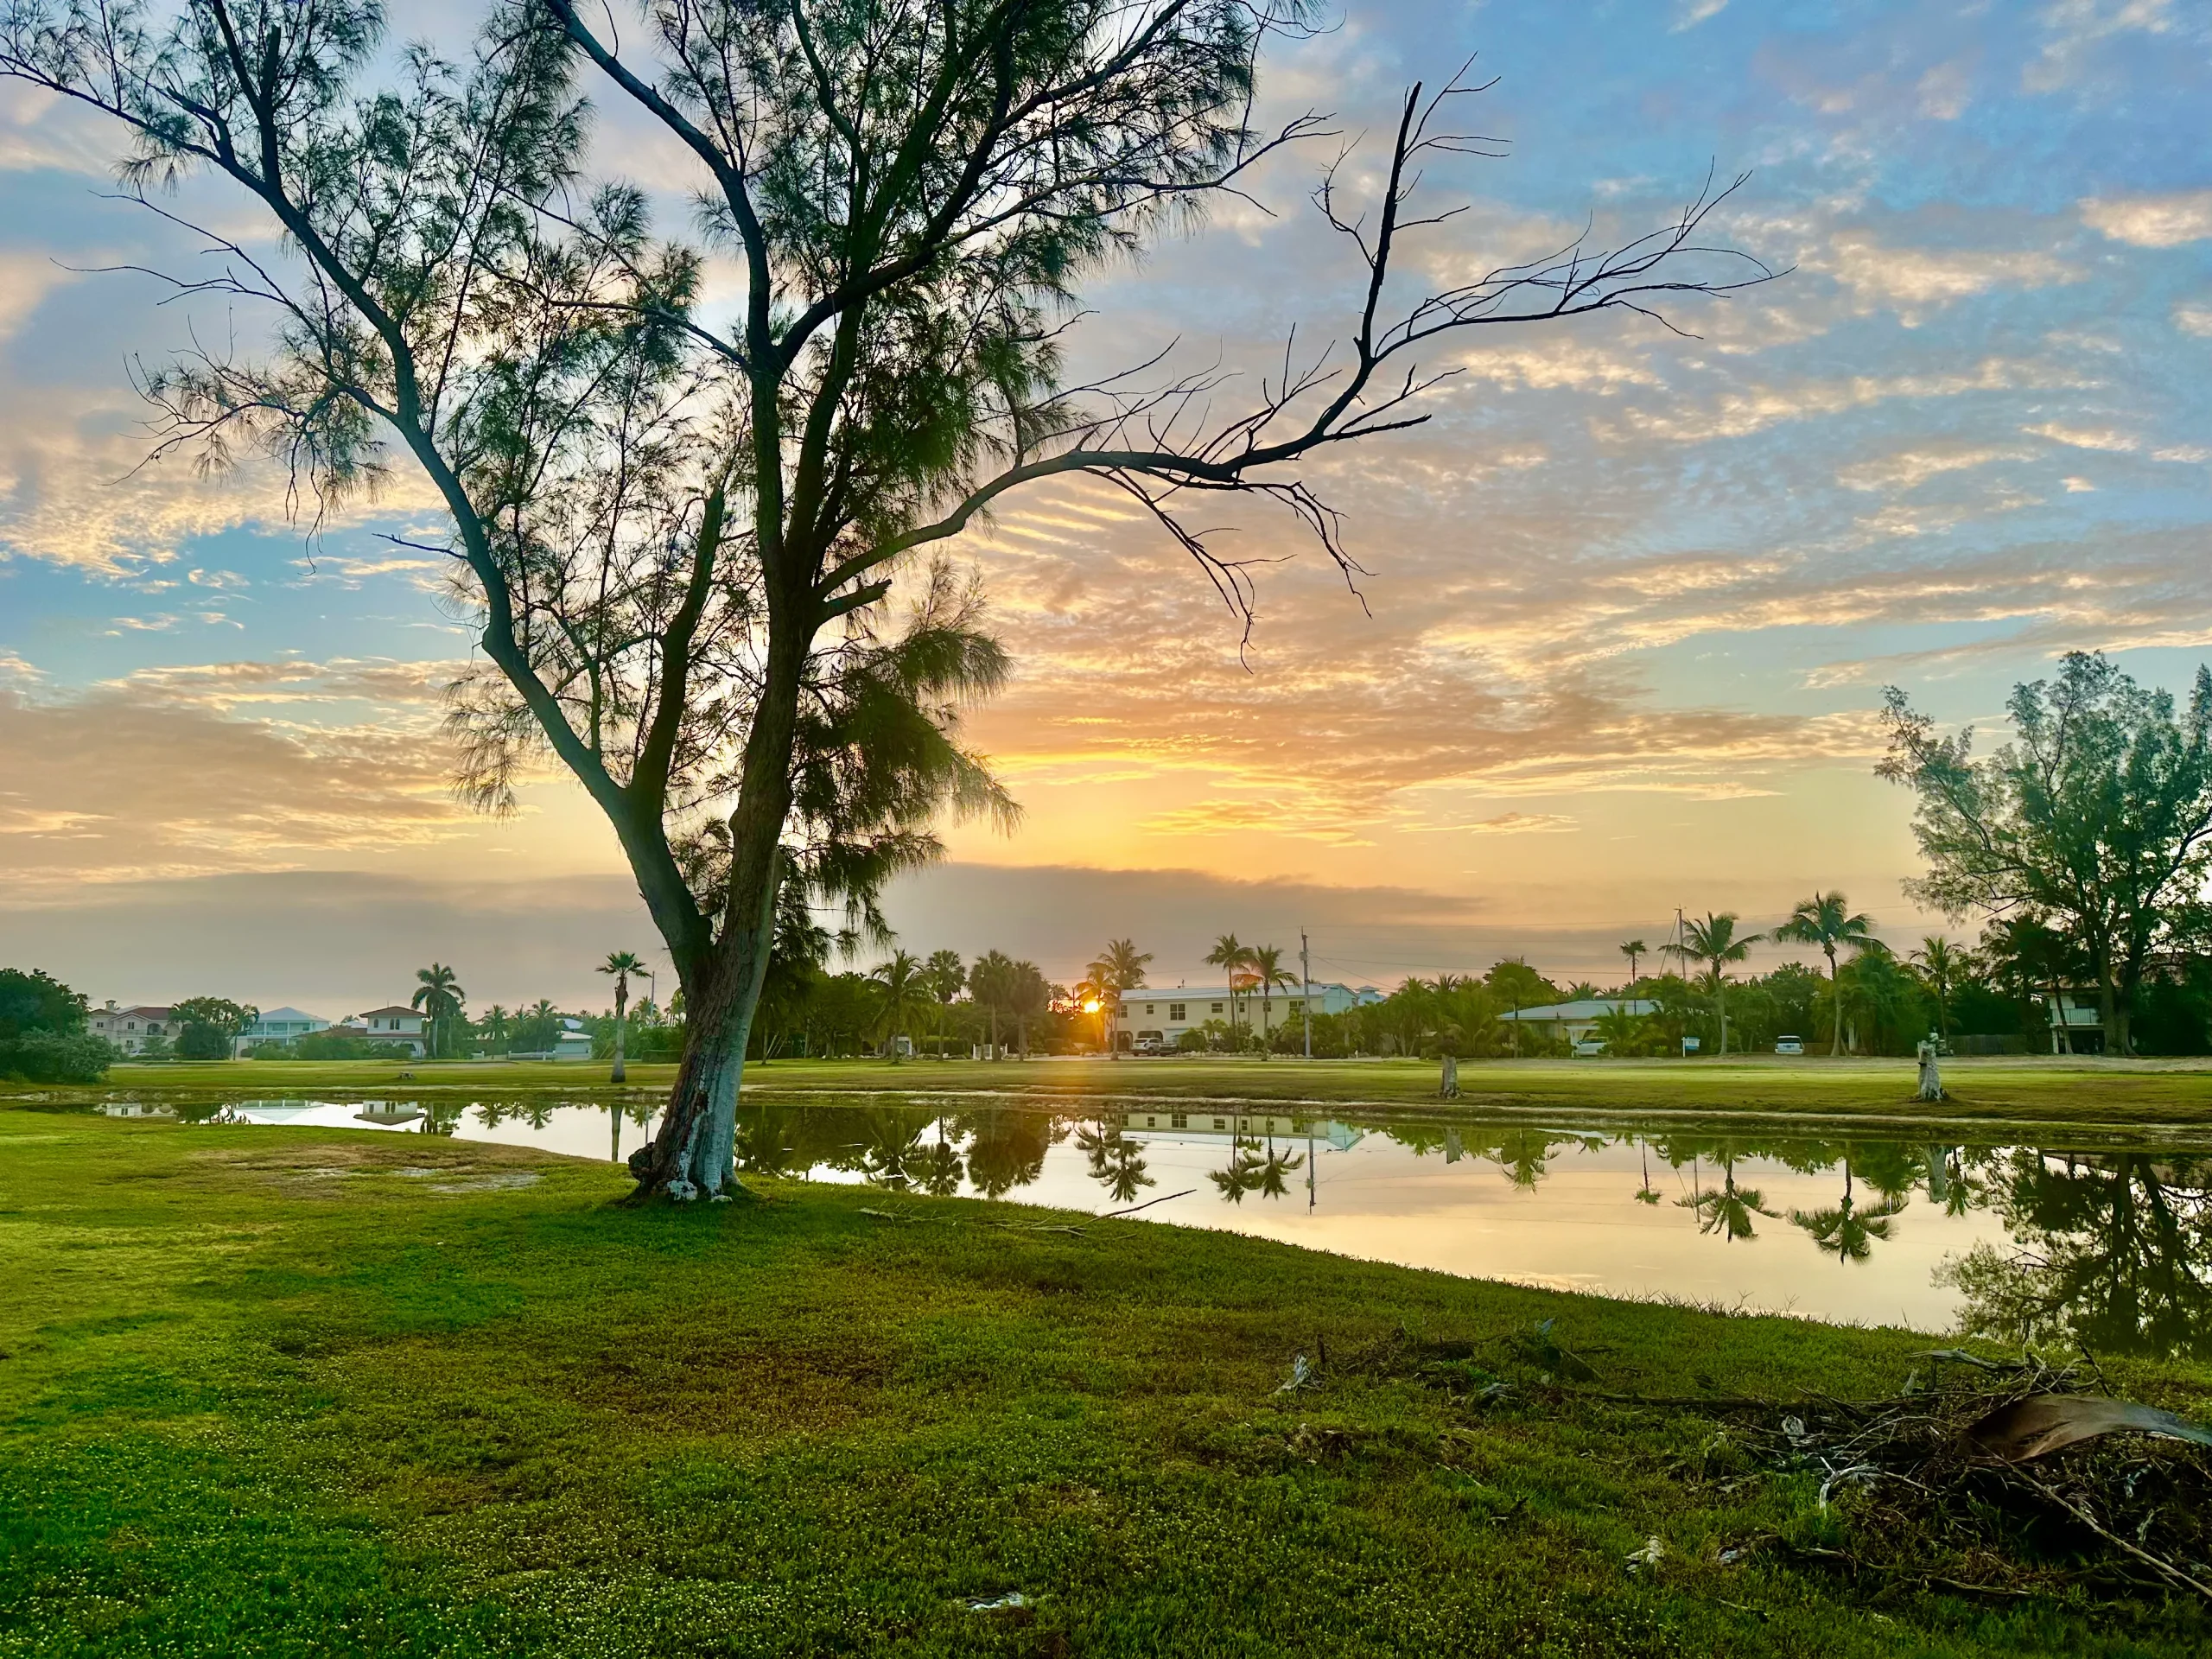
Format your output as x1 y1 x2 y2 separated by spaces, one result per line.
2175 305 2212 338
2082 188 2212 247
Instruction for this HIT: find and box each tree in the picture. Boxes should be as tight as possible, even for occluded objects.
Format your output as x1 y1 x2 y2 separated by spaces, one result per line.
870 949 931 1058
410 964 466 1059
4 0 1770 1198
1879 655 2212 1056
1669 912 1758 1058
599 950 647 1081
478 1004 512 1055
1247 944 1297 1056
1005 961 1049 1058
924 950 966 1006
1910 937 1960 1043
515 998 562 1056
168 996 257 1059
969 949 1017 1058
1774 893 1878 1058
1203 935 1251 1046
1618 939 1648 989
1089 938 1152 1056
0 968 88 1039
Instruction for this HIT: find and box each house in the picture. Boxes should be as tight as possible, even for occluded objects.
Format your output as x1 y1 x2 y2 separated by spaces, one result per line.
2044 989 2107 1055
234 1007 333 1056
1497 998 1660 1048
1113 981 1382 1050
513 1019 597 1062
88 1002 178 1055
332 1006 431 1058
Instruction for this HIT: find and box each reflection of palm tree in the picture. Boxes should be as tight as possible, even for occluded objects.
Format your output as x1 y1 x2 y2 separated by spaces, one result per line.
1635 1139 1662 1205
1208 1136 1266 1204
1676 1155 1777 1241
914 1139 964 1197
961 1109 1051 1198
1253 1135 1305 1200
1077 1123 1154 1205
1790 1156 1903 1262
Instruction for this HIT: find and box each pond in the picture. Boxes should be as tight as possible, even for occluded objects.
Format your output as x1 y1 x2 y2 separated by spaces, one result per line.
110 1092 2212 1357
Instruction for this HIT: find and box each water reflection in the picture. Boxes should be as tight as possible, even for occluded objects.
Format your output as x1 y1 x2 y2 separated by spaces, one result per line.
128 1091 2212 1357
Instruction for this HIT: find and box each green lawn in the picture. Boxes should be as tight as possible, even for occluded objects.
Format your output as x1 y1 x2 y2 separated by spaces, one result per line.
3 1103 2209 1656
28 1051 2212 1130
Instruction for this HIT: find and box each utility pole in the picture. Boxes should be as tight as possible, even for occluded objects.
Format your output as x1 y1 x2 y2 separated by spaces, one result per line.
1300 929 1313 1061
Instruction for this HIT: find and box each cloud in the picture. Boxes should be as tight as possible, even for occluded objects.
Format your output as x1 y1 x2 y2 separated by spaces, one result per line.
2081 188 2212 246
1671 0 1728 31
1464 812 1578 835
2028 0 2177 94
0 672 475 888
1836 444 2029 493
2024 421 2139 451
1822 231 2080 321
2175 305 2212 337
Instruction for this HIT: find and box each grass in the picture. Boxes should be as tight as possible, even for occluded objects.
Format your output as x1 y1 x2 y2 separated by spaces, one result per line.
4 1103 2211 1656
24 1051 2212 1131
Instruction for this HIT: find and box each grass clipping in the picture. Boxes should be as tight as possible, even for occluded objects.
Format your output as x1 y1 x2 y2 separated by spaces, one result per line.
1740 1351 2212 1602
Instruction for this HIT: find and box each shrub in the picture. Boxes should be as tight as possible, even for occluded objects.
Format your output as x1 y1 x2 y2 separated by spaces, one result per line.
0 1031 112 1084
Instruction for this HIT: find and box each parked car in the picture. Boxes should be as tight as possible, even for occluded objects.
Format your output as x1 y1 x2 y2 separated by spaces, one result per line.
1774 1035 1804 1055
1132 1035 1166 1056
1572 1038 1608 1057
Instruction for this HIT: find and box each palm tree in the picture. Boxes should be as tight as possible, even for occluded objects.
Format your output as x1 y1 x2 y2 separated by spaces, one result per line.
871 950 931 1060
597 950 646 1083
1776 893 1878 1056
1669 913 1760 1057
969 950 1017 1057
1088 938 1153 1057
1204 934 1251 1046
480 1004 510 1055
1009 961 1050 1059
410 963 464 1060
1249 944 1297 1057
1911 936 1960 1042
1618 938 1649 988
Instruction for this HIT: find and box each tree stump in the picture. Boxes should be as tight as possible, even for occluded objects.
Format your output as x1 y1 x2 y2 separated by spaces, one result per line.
1916 1039 1945 1103
1440 1055 1461 1099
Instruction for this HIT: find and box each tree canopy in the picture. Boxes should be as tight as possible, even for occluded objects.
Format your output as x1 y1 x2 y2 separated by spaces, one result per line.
1880 652 2212 1054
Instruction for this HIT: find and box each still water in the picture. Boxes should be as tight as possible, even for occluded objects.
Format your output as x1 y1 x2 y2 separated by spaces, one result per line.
127 1093 2212 1356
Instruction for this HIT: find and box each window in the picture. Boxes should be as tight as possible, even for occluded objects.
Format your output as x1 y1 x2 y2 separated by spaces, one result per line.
1211 1117 1226 1131
1211 1002 1224 1014
1169 1003 1185 1022
1145 1003 1155 1014
1170 1112 1188 1129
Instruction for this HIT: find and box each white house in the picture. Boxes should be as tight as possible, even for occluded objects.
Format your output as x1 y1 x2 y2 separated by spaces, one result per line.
235 1007 333 1055
88 1002 177 1054
514 1018 597 1062
1497 998 1659 1047
1114 981 1382 1049
332 1006 431 1058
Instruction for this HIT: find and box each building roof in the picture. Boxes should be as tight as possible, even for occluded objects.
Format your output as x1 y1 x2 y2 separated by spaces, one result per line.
1117 981 1357 1005
355 1005 424 1020
102 1005 175 1020
1499 998 1658 1023
251 1007 327 1026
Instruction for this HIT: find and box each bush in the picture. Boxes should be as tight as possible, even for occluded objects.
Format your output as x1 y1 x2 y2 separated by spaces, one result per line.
0 1031 112 1084
293 1030 405 1061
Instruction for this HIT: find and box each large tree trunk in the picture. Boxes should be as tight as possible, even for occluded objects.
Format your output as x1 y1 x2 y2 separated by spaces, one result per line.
630 615 807 1199
611 998 627 1084
1828 951 1843 1057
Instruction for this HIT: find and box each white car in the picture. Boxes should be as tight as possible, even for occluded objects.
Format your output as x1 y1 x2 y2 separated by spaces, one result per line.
1774 1035 1804 1055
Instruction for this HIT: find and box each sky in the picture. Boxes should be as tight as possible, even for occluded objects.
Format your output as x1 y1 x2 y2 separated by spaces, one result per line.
2 0 2210 1016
